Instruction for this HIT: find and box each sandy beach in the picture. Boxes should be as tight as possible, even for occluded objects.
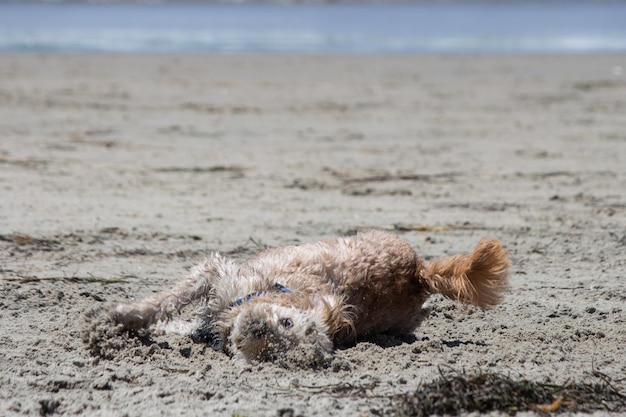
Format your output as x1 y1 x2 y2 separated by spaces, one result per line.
1 54 625 416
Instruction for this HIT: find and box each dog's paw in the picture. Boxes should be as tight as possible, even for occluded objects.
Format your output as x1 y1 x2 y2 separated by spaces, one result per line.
111 303 156 330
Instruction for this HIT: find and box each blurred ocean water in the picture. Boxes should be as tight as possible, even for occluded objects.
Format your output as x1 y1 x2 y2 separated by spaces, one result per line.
1 2 625 54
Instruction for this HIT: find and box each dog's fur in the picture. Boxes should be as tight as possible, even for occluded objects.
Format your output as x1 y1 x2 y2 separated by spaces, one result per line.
112 231 509 362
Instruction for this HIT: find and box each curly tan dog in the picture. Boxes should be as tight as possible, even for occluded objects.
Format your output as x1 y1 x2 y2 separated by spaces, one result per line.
113 231 509 362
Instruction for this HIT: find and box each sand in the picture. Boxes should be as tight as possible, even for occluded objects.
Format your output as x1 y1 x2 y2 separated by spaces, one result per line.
1 54 625 416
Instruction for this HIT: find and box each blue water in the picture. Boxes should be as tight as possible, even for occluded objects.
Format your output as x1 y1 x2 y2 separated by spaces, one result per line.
1 2 626 54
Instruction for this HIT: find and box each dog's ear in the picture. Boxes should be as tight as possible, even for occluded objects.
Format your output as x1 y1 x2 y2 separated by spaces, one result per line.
312 296 331 325
312 295 355 343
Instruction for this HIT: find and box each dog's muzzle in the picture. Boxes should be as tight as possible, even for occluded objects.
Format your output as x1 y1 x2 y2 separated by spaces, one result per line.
249 319 270 339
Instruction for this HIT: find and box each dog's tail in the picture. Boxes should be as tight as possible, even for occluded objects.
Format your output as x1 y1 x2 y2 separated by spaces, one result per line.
419 239 510 309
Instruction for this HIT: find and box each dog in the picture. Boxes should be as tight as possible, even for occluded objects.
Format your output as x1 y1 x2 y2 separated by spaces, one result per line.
112 230 509 362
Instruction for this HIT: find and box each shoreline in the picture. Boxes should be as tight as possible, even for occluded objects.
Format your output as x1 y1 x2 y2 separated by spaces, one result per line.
3 2 626 55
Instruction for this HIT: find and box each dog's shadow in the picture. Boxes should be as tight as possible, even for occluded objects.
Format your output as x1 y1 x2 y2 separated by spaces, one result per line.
337 334 489 352
441 339 488 348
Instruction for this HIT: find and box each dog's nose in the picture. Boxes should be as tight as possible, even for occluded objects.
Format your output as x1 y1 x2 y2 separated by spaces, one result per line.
249 319 269 339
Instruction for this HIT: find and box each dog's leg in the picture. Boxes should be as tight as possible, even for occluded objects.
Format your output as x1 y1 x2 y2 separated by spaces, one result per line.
420 239 510 309
112 253 236 330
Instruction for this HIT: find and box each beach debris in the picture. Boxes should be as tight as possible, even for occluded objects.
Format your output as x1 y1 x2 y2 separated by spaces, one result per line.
353 223 481 233
536 396 563 412
396 368 626 416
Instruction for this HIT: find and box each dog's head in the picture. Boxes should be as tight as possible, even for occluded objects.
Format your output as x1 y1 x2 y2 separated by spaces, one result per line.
228 302 332 362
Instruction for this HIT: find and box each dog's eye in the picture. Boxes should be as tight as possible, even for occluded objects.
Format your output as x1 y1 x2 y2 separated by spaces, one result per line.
279 318 293 329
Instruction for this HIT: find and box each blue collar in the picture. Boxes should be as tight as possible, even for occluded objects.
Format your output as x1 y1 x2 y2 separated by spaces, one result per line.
232 283 291 307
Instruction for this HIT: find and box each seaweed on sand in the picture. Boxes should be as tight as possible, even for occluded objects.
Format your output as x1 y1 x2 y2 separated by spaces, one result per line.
396 368 626 416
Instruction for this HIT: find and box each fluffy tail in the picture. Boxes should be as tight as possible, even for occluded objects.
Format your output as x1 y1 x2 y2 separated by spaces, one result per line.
420 239 510 309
